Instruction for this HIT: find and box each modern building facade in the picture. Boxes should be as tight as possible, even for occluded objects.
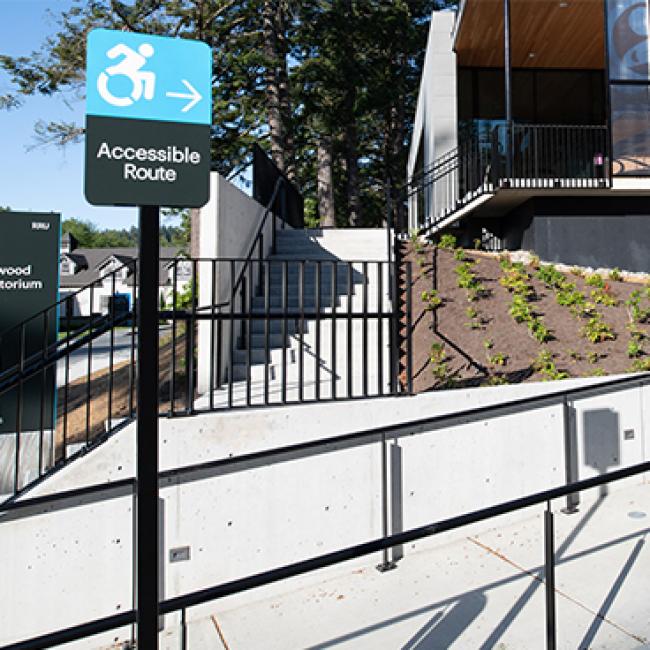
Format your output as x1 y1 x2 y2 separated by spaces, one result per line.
409 1 650 272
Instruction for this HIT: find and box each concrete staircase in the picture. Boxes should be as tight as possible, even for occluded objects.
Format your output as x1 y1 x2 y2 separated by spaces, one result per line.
196 228 393 408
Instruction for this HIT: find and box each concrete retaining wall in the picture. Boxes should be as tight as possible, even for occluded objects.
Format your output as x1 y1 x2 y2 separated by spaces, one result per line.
2 375 649 647
197 173 271 393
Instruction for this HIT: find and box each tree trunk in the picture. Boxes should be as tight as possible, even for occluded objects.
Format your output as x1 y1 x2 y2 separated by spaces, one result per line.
346 120 361 227
317 135 336 227
343 0 360 226
263 0 285 173
277 1 294 180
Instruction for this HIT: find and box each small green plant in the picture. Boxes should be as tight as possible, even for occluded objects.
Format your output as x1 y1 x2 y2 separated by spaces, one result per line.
627 340 643 358
453 247 465 261
473 238 482 250
586 273 605 288
509 294 532 323
486 374 509 386
590 367 606 377
581 316 615 343
533 349 569 381
529 319 552 343
465 305 484 329
570 301 598 320
430 342 446 363
529 252 541 269
439 233 457 250
626 290 650 323
586 350 600 364
454 260 486 301
488 352 507 367
630 357 650 373
536 264 565 290
609 268 623 281
557 286 585 307
421 289 442 311
500 264 535 298
591 287 618 307
483 338 494 350
430 342 451 383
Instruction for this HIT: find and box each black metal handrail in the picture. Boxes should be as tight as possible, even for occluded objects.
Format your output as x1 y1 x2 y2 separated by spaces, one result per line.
402 123 611 238
0 252 408 501
493 123 610 189
4 369 650 650
0 259 140 498
5 370 647 515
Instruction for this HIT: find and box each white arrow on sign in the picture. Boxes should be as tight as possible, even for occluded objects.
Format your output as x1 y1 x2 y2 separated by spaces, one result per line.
165 79 202 113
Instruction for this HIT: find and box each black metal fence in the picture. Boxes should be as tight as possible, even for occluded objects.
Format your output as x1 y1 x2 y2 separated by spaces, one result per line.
0 261 138 497
0 251 410 501
492 123 610 189
409 123 611 236
3 371 649 650
406 139 492 234
161 257 407 412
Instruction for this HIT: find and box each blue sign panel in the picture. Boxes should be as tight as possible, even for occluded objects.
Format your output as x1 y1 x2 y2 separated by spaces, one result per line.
86 29 211 126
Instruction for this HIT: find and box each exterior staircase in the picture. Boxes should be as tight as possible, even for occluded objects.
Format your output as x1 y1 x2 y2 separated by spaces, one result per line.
196 228 393 408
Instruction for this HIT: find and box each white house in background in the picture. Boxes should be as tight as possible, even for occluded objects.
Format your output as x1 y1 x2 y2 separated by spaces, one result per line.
59 232 190 317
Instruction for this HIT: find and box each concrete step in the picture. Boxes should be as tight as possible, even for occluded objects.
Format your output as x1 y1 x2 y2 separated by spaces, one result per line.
232 347 270 364
250 319 299 335
240 332 288 348
266 262 355 274
250 295 342 309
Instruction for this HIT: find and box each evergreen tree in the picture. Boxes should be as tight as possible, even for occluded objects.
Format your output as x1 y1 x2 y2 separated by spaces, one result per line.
2 1 454 227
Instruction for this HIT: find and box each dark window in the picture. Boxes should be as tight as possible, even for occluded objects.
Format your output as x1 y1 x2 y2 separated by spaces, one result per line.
513 70 535 123
536 71 596 124
476 69 505 119
457 67 606 133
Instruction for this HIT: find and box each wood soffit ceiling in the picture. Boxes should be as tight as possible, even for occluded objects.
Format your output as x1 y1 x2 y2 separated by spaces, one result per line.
455 0 605 69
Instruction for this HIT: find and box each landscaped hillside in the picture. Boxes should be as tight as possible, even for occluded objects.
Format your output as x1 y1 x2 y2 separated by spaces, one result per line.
401 236 650 393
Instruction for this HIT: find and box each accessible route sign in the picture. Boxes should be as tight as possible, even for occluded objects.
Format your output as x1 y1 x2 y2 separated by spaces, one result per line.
84 29 212 207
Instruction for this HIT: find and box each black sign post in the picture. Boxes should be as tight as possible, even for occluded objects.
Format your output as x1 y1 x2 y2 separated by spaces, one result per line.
85 29 211 647
136 205 159 648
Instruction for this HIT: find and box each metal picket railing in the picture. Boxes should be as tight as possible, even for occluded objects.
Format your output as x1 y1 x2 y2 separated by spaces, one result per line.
0 261 138 498
0 250 412 502
406 123 611 238
160 256 408 411
3 370 649 650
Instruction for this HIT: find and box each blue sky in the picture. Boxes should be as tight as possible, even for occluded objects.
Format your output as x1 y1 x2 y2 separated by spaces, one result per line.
0 1 138 230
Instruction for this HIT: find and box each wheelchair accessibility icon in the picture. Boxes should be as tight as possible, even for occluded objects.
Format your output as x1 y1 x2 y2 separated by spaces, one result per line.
97 42 156 107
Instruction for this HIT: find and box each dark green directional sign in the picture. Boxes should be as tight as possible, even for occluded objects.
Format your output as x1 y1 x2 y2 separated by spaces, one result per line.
0 212 60 434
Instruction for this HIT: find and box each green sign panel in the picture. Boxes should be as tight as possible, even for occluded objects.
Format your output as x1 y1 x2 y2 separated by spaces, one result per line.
0 212 60 434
